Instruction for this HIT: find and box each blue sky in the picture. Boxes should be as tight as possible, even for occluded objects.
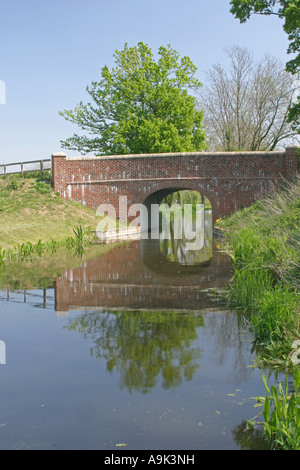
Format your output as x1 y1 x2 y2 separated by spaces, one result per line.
0 0 290 164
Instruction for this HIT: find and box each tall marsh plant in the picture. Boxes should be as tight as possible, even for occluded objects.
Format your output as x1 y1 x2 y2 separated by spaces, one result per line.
219 175 300 365
259 369 300 450
66 225 93 257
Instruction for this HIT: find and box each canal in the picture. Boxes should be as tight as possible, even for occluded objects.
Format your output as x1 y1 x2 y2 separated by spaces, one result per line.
0 211 276 450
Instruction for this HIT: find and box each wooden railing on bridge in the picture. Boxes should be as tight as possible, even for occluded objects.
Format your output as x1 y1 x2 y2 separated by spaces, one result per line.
0 159 52 178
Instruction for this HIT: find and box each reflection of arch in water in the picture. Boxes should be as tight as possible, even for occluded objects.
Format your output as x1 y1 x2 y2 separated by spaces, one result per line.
141 209 213 275
141 239 211 277
139 184 216 234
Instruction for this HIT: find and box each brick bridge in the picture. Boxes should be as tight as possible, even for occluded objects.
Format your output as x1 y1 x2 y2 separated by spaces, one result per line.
52 146 299 225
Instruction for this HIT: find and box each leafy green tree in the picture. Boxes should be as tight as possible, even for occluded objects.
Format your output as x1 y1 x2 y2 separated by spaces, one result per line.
229 1 300 130
59 42 206 155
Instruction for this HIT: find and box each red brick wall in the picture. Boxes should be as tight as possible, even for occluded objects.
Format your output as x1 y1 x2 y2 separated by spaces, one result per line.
52 147 299 223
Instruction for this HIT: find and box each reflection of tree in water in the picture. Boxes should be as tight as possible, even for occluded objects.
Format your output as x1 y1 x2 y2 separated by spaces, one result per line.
65 309 204 393
159 210 212 266
204 311 253 381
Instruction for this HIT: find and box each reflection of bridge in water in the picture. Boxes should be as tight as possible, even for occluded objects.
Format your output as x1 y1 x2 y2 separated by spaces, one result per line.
54 237 232 313
0 240 232 313
0 235 232 311
0 213 233 313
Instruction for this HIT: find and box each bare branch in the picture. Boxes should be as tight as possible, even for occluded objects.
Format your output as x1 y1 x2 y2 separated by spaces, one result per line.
200 46 298 151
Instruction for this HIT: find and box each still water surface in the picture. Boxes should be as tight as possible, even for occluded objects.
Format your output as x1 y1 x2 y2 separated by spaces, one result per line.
0 215 274 450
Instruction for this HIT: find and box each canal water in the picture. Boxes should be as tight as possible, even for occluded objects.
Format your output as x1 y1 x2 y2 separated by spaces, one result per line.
0 212 274 450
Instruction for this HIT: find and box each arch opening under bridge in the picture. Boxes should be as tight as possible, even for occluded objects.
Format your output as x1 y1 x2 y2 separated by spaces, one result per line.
139 186 214 237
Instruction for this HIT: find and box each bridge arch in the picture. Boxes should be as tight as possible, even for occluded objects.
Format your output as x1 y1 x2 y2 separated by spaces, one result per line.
134 181 218 232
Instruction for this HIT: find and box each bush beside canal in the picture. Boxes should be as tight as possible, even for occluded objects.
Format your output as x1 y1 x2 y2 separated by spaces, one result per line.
219 175 300 369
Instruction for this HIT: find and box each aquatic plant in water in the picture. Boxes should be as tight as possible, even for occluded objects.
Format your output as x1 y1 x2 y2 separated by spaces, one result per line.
0 238 60 264
66 225 93 257
262 369 300 450
249 369 300 450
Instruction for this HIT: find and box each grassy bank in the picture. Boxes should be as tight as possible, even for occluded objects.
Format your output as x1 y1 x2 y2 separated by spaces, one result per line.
0 172 101 250
218 176 300 449
218 175 300 369
0 171 129 289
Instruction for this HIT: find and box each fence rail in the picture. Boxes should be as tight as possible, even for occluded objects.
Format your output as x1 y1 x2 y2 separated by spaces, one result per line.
0 159 52 178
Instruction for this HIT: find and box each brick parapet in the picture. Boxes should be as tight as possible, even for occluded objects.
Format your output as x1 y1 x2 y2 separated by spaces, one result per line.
285 146 300 177
51 147 299 223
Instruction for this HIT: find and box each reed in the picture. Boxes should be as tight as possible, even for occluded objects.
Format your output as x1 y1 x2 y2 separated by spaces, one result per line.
249 369 300 450
219 175 300 368
220 177 300 449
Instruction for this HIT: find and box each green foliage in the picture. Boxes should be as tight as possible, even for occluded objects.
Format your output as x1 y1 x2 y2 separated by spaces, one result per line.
0 226 93 264
288 101 300 132
0 239 59 263
219 176 300 366
8 178 20 191
65 225 94 257
64 309 204 393
252 285 299 344
0 176 102 250
0 248 5 265
23 170 52 181
59 42 206 155
229 0 300 130
258 369 300 449
161 190 210 210
35 180 51 194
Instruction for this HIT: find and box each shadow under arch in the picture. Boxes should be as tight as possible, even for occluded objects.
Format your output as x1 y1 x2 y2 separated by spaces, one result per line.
139 184 218 234
141 238 212 277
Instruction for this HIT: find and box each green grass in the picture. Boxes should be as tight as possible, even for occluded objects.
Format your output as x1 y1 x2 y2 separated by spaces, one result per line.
0 172 102 250
0 171 128 289
218 175 300 368
248 369 300 450
218 176 300 450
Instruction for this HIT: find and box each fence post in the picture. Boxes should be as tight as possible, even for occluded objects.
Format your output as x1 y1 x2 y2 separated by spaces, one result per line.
40 160 44 179
21 163 24 178
43 288 46 308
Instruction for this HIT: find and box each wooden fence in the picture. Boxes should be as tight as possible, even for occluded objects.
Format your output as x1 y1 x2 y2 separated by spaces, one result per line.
0 159 52 178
